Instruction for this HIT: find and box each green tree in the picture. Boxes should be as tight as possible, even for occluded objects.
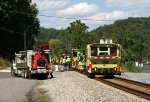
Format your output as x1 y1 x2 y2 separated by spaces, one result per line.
39 27 61 43
48 39 65 57
67 20 88 49
0 0 39 59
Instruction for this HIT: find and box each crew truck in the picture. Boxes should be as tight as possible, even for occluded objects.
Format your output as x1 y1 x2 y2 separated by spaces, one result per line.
11 44 53 79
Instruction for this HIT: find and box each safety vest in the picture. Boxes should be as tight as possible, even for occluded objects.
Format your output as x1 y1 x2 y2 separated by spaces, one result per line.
67 57 71 62
62 58 66 63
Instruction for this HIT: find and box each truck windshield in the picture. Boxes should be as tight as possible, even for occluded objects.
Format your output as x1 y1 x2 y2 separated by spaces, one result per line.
110 47 117 56
91 47 97 56
99 47 108 51
91 45 118 56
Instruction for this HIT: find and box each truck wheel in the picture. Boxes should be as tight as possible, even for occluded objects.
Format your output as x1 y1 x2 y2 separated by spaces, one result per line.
111 74 114 78
23 69 28 79
43 74 48 79
88 73 95 79
25 69 30 79
107 74 114 79
23 69 26 78
21 71 24 78
11 66 14 76
27 69 31 79
24 73 27 79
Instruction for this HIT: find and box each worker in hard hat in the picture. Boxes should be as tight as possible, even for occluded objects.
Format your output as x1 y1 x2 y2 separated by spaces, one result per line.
67 56 71 69
62 56 67 70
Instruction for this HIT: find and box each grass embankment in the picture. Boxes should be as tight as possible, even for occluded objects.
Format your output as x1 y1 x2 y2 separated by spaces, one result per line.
34 81 52 102
121 61 143 73
0 58 11 70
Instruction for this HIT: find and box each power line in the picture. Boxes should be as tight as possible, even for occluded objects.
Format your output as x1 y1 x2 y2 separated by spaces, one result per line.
0 9 115 22
0 26 34 49
39 14 114 21
0 26 23 36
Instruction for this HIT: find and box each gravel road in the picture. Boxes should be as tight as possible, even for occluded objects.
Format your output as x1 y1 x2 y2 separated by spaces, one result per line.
39 71 148 102
0 71 37 102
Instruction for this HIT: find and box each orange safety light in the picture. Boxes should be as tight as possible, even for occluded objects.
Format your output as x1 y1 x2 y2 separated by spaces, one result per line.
89 64 92 69
117 64 121 73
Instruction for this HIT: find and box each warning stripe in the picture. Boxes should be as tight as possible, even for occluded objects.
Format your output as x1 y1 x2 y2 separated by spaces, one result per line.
90 56 119 59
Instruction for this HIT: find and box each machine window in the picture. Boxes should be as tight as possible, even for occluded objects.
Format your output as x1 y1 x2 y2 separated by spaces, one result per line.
110 47 117 56
91 47 97 56
99 47 108 51
73 52 77 57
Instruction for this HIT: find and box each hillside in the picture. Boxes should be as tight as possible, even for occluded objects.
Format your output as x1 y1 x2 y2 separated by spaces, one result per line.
39 17 150 63
92 17 150 62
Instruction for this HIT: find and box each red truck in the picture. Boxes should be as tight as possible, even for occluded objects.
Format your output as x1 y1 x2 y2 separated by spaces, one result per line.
11 44 53 79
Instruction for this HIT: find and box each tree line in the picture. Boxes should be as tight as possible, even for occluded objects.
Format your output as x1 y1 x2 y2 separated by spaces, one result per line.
0 0 150 65
40 17 150 64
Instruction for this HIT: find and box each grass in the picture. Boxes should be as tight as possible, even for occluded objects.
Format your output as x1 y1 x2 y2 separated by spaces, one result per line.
0 58 11 70
34 81 52 102
36 81 44 86
121 62 143 73
34 93 52 102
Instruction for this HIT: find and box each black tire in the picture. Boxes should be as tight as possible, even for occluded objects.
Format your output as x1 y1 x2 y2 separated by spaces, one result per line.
27 70 32 79
109 74 114 79
29 74 33 79
21 71 25 78
88 73 95 79
25 68 31 79
80 70 83 73
23 69 26 78
43 74 48 79
11 66 14 76
105 74 114 79
25 69 29 79
23 69 29 79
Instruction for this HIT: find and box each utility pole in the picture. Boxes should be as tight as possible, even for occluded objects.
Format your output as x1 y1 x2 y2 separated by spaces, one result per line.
24 31 26 51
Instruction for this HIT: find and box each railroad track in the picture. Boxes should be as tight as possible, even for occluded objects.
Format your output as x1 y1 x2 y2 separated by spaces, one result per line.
74 69 150 100
95 77 150 100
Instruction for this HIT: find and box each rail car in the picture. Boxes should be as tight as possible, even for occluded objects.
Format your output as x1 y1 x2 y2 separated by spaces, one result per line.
86 39 121 78
71 49 85 71
71 39 121 78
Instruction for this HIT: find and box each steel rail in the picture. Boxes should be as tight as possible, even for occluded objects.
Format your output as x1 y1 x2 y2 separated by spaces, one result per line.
95 77 150 100
74 69 150 100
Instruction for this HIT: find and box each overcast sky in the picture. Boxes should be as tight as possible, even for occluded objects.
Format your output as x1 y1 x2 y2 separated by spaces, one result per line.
32 0 150 30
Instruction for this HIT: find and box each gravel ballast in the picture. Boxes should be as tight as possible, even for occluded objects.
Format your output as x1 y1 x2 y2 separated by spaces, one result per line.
39 71 148 102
